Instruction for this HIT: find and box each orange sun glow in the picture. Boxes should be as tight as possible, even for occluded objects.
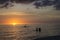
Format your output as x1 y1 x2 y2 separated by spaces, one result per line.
12 23 17 26
5 18 25 25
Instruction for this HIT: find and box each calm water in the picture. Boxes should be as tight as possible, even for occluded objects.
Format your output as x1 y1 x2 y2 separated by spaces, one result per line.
0 23 60 40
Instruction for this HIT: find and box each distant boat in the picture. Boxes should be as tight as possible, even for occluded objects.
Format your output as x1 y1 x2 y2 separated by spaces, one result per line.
24 25 28 28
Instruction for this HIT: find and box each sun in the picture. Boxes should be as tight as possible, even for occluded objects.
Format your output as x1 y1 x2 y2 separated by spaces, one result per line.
4 18 26 25
6 18 20 25
12 23 17 26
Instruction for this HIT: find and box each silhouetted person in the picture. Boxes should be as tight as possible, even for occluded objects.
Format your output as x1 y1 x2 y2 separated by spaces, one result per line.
36 28 38 32
36 28 41 32
39 28 41 32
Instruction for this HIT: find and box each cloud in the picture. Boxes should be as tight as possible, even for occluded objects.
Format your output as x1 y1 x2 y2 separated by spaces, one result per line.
33 0 60 10
0 0 60 10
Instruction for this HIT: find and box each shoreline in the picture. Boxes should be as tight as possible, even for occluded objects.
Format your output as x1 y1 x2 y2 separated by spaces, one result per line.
34 35 60 40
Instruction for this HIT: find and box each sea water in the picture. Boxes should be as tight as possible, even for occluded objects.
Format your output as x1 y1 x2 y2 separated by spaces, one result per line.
0 23 60 40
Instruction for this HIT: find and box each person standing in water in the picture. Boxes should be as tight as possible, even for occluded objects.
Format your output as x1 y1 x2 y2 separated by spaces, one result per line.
36 28 41 32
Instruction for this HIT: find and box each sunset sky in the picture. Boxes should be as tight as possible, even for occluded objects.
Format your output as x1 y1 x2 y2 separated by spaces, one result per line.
0 1 60 25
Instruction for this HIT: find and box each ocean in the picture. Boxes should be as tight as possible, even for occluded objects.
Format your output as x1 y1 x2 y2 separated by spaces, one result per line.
0 23 60 40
